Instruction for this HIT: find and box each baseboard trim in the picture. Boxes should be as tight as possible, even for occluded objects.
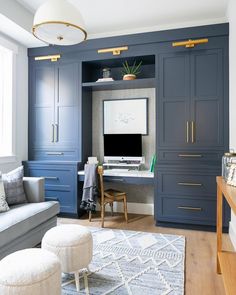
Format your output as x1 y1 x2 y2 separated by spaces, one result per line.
97 202 154 215
229 221 236 250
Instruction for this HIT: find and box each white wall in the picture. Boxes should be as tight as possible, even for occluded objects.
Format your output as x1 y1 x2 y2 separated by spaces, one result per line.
227 0 236 249
0 33 28 173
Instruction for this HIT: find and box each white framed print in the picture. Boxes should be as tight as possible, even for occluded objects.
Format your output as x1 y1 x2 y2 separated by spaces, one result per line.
103 98 148 135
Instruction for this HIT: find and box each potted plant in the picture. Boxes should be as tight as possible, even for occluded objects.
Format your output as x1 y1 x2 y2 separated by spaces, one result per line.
121 60 142 80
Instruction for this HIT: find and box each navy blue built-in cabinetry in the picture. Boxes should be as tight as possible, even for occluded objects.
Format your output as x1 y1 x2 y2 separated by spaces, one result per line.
24 161 84 216
156 35 230 228
26 58 92 215
29 61 84 161
25 23 230 225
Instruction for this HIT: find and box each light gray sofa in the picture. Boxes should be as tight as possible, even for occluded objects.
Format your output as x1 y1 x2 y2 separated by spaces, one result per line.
0 177 60 259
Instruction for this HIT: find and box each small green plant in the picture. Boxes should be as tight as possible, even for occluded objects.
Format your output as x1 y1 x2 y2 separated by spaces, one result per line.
121 60 142 76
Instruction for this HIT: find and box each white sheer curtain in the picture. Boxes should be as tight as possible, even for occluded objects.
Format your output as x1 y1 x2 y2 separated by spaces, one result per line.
0 45 13 156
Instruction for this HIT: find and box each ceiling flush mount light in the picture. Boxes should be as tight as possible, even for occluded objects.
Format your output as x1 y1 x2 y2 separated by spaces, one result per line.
32 0 87 46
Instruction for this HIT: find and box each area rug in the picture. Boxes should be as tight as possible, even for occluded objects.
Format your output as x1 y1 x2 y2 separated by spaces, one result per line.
62 227 185 295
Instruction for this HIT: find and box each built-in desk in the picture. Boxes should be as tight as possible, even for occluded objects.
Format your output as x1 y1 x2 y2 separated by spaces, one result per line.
78 170 154 185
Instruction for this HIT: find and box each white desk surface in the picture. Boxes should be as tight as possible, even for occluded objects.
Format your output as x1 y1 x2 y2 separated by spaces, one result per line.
78 169 154 178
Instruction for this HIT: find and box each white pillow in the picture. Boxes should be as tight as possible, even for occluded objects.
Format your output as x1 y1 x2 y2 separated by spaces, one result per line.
0 175 9 213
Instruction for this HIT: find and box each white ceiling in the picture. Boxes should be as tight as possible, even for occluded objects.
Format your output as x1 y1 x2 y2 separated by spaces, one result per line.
6 0 230 47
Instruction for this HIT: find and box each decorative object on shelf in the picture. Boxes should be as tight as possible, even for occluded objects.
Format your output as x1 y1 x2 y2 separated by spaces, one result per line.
32 0 87 45
149 154 157 172
103 98 148 135
102 68 111 79
226 164 236 187
96 68 114 82
122 60 142 80
222 152 236 180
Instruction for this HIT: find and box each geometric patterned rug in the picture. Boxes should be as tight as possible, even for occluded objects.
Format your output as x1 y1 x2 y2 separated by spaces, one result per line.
62 227 185 295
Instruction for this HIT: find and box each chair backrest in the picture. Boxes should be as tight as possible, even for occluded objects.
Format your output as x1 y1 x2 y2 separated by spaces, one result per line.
97 166 104 202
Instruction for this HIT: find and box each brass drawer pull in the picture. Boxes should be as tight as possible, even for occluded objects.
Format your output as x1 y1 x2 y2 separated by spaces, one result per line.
108 178 124 182
44 177 58 180
178 182 202 186
178 206 202 211
46 152 64 155
178 154 202 158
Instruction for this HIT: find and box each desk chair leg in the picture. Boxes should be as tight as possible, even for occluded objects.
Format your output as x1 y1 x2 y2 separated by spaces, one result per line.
89 211 92 222
101 204 105 228
124 195 128 223
110 203 114 216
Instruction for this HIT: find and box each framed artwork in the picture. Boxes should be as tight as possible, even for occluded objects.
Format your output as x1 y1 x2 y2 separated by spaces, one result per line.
103 98 148 135
227 164 236 187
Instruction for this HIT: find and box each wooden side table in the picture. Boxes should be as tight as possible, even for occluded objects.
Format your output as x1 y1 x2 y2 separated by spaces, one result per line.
216 176 236 295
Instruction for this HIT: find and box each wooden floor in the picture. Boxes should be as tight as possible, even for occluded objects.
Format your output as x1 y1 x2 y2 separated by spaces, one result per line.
58 213 233 295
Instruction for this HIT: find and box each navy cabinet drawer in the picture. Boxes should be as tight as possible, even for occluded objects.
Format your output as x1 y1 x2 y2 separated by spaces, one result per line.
45 190 76 214
26 167 74 187
159 197 216 224
30 150 77 161
158 150 222 164
158 170 217 197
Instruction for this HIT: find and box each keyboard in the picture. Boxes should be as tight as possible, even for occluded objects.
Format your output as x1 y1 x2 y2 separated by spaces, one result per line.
105 169 130 172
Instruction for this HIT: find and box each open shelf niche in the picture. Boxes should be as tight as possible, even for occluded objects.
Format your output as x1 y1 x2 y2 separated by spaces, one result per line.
82 55 156 91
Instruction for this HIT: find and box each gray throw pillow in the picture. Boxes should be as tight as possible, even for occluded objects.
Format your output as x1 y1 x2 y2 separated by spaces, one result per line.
0 176 9 212
2 166 27 205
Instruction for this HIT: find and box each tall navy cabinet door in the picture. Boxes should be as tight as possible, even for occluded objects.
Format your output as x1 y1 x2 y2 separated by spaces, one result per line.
30 65 55 150
190 49 224 148
158 52 190 148
54 63 79 149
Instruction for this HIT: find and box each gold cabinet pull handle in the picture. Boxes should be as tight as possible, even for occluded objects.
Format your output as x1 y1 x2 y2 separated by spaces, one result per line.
191 121 195 143
51 124 55 142
178 154 202 158
186 121 190 143
178 182 202 186
178 206 202 211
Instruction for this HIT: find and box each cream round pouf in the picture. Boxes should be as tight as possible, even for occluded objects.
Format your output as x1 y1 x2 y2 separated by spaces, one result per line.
42 224 93 291
0 248 61 295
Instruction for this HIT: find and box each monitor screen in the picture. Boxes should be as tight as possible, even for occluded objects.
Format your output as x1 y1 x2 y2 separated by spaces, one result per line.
104 134 142 157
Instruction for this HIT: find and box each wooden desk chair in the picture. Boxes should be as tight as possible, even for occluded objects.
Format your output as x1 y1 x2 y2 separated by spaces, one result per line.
89 166 128 227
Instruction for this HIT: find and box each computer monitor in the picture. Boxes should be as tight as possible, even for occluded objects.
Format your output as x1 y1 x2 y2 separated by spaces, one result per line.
104 134 142 161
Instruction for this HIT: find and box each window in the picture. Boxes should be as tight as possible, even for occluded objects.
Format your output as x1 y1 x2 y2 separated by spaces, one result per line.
0 40 15 159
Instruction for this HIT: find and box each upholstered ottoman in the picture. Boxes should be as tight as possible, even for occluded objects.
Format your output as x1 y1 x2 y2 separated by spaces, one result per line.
0 248 61 295
42 224 93 291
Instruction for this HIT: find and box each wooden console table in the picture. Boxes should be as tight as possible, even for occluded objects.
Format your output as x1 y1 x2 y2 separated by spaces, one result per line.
216 176 236 295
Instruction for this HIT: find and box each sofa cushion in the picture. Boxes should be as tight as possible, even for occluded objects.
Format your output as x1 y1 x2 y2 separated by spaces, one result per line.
2 166 27 205
0 179 9 213
0 201 59 248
